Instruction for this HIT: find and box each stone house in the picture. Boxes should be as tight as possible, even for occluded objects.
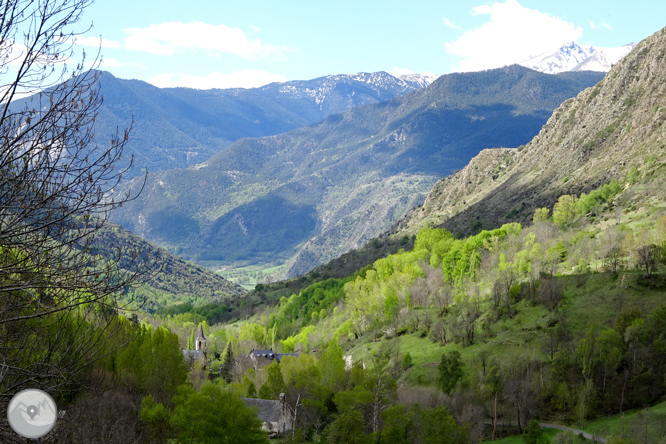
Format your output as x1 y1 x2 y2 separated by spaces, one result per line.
249 348 298 370
241 393 293 438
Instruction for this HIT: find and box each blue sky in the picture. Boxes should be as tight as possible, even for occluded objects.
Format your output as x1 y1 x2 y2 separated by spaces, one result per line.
76 0 666 89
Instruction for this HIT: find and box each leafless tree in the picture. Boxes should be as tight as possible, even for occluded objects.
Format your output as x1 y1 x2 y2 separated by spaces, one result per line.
432 281 452 316
498 267 517 317
538 277 564 311
396 384 446 409
430 319 447 345
0 1 152 441
492 279 503 308
636 244 658 277
603 245 625 274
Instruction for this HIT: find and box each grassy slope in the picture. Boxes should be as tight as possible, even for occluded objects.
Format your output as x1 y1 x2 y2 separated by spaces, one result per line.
583 399 666 441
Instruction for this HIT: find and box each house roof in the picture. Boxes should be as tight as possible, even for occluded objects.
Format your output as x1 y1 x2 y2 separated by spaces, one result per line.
251 349 273 356
250 349 299 363
241 398 283 422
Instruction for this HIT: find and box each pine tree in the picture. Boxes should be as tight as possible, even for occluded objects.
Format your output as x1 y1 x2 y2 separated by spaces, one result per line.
220 342 234 383
246 382 257 398
187 329 195 350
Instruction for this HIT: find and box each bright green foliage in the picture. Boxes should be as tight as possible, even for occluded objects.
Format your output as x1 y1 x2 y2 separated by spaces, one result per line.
575 180 621 216
116 324 188 403
553 195 578 227
626 166 639 185
533 207 550 222
261 361 286 400
172 383 269 444
319 341 348 392
414 227 454 252
282 325 315 352
437 350 464 395
441 224 519 284
344 249 427 333
268 278 350 338
523 420 548 444
332 319 355 342
548 241 568 263
187 329 194 350
239 322 269 347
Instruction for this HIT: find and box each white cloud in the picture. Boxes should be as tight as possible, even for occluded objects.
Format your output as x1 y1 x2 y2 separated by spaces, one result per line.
147 69 287 90
75 35 121 49
442 17 462 31
589 20 612 31
122 21 291 59
445 0 583 72
99 57 145 69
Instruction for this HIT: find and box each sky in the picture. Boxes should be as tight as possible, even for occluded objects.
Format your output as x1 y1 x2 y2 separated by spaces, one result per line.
73 0 666 89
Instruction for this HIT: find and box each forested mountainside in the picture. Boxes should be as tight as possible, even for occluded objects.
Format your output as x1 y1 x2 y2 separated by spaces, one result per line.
393 28 666 240
112 67 604 278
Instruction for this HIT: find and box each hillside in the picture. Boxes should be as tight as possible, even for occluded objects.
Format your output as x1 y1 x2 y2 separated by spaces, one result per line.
394 28 666 239
93 222 246 312
111 67 604 278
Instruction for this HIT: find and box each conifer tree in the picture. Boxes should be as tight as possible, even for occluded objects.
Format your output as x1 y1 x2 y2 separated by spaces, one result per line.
220 342 235 383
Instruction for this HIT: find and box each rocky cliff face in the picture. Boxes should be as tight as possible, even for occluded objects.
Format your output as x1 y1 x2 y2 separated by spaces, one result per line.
394 27 666 237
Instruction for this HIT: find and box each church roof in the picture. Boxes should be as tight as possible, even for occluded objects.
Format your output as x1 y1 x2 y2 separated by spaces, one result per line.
241 398 283 423
196 323 206 340
182 350 204 361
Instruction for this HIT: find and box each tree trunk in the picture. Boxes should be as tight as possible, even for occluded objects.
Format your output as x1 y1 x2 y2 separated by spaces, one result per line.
492 392 498 440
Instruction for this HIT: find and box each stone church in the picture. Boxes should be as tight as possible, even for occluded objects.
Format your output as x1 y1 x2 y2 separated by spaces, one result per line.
182 323 207 368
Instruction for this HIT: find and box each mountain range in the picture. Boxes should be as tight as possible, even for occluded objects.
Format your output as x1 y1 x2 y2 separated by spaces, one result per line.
109 67 604 278
520 41 636 74
88 71 435 178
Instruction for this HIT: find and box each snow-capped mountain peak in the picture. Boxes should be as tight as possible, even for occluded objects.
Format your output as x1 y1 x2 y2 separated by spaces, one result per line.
519 41 636 74
397 73 440 88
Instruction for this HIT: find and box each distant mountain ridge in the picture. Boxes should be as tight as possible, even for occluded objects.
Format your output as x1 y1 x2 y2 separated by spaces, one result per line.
110 66 604 278
83 70 433 178
520 41 636 74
